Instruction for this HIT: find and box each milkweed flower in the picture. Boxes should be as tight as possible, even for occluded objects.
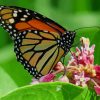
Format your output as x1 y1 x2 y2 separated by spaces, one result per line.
94 86 100 96
66 37 100 96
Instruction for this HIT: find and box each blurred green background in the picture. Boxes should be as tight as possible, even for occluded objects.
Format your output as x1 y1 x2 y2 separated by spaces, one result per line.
1 0 100 48
0 0 100 88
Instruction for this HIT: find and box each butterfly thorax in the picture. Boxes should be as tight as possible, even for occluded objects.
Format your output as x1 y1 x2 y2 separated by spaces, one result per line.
57 31 76 53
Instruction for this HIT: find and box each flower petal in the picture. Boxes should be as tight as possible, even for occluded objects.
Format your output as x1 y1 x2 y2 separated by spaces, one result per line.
94 66 100 80
39 73 55 82
54 62 64 71
58 75 69 83
31 78 39 84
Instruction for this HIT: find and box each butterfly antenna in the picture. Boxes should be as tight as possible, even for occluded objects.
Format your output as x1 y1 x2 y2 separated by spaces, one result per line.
74 26 100 31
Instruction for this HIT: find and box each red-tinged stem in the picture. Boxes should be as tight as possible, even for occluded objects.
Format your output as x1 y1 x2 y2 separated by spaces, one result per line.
91 79 99 87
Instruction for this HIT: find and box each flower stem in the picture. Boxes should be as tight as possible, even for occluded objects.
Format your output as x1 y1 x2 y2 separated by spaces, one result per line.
91 79 99 87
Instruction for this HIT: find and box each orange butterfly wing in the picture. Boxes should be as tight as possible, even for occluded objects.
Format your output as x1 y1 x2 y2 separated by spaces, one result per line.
0 5 66 39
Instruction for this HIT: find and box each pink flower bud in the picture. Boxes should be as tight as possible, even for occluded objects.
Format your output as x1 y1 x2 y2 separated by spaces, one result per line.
58 75 69 83
39 73 55 82
31 78 39 84
94 66 100 80
54 62 64 71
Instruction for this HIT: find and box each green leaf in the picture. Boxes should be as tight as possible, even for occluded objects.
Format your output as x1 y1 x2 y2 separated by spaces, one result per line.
0 44 32 87
0 44 14 64
0 82 83 100
80 87 100 100
0 28 11 48
0 67 18 97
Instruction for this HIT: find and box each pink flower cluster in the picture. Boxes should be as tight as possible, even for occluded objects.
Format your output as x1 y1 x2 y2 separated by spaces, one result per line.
31 37 100 96
68 37 95 66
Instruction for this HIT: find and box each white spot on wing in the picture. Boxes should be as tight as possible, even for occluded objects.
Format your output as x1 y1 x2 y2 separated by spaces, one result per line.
27 13 30 15
18 10 22 12
23 15 28 18
6 29 9 31
20 18 26 21
8 25 12 29
10 31 12 34
28 30 31 32
25 9 28 12
3 25 6 27
23 31 26 34
34 12 37 14
13 13 17 17
2 21 4 24
44 30 48 32
13 30 16 32
9 18 15 24
14 10 17 12
36 16 40 19
14 34 17 37
34 31 38 34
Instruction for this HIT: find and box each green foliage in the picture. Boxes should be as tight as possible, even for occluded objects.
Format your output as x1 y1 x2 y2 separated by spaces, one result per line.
0 0 100 100
0 44 32 87
0 67 18 97
0 82 84 100
0 0 100 48
0 82 99 100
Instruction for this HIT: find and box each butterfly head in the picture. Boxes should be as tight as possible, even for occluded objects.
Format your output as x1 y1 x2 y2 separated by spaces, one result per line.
58 31 76 53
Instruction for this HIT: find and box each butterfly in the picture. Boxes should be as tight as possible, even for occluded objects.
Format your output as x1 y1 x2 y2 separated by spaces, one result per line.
0 5 76 79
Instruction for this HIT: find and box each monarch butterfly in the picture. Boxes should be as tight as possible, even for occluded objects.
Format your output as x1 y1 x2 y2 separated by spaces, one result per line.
0 5 76 79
